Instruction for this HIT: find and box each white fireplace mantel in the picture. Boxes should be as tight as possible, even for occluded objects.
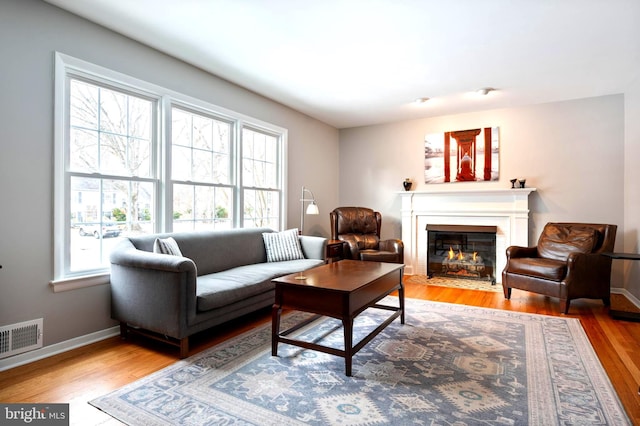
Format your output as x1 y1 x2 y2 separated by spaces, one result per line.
399 188 536 280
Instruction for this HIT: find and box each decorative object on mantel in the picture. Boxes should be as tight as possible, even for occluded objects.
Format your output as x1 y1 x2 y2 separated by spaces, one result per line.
518 178 526 188
510 178 517 189
424 127 499 184
402 178 412 191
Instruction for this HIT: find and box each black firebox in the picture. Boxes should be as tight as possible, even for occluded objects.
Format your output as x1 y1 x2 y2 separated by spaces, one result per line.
426 224 497 284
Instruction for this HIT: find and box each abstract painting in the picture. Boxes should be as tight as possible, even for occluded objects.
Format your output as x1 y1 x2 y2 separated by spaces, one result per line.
425 127 499 184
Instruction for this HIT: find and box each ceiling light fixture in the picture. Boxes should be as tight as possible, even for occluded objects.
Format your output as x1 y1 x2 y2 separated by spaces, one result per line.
476 87 494 96
415 97 430 104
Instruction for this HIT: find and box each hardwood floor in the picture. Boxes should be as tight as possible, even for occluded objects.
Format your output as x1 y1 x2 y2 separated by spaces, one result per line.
1 281 640 425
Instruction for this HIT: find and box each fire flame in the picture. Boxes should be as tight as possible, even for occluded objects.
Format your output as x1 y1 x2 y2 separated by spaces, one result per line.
447 247 479 263
448 247 465 260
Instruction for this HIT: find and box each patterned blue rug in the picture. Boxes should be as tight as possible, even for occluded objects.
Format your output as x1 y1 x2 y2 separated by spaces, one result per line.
90 298 630 425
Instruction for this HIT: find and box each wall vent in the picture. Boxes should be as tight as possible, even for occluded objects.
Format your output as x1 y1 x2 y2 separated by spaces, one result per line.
0 319 43 359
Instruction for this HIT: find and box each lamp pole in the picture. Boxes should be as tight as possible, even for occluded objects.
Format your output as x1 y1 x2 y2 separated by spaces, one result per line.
299 186 319 235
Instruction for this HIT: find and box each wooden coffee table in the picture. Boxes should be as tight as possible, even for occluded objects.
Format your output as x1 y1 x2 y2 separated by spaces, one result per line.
271 259 405 376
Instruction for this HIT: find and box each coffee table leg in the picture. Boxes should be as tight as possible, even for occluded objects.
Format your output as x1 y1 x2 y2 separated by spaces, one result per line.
399 279 405 324
343 316 354 376
272 304 282 356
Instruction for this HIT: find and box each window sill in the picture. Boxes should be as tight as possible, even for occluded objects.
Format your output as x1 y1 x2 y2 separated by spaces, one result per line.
49 273 110 293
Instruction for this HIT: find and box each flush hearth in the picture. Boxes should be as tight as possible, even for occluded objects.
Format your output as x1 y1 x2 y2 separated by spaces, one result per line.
427 224 497 284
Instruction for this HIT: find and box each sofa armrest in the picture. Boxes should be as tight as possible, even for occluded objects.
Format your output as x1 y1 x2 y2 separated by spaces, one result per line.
110 246 195 272
299 235 327 260
109 239 198 339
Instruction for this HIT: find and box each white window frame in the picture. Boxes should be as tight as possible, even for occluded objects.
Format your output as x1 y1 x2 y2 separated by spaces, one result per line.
51 53 288 292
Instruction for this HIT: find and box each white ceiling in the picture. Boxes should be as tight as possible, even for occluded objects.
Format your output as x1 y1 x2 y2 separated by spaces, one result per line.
44 0 640 129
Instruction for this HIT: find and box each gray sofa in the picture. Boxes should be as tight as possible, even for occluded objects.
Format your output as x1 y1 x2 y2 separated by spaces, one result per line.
109 227 326 357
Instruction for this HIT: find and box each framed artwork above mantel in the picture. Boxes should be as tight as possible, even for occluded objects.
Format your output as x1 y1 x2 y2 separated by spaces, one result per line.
424 127 499 184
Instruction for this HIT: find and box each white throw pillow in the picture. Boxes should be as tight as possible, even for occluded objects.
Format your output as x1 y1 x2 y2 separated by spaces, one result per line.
262 229 305 262
153 237 183 256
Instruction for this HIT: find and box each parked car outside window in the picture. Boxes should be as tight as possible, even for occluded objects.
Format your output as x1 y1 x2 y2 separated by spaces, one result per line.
78 222 121 238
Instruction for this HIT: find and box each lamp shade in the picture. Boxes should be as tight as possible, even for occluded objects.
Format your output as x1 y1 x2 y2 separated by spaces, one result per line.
306 202 319 215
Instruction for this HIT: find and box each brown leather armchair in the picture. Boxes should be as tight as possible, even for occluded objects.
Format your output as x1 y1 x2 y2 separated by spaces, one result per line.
502 222 617 314
330 207 404 263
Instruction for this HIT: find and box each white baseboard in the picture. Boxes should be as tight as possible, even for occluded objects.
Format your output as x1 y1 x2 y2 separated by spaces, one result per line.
0 326 120 372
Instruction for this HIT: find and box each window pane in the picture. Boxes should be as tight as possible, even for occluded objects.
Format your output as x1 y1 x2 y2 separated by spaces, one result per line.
213 153 229 183
70 80 98 130
171 107 231 185
100 134 127 174
173 183 232 231
192 115 212 150
192 149 213 182
172 145 192 181
172 109 191 147
128 96 151 139
69 79 153 178
69 177 154 272
243 128 277 189
69 128 98 172
99 89 127 135
243 189 279 229
129 137 151 177
115 180 155 235
173 184 194 232
213 121 230 152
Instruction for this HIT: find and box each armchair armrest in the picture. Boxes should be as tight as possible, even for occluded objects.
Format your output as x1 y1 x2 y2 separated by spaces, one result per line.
339 237 362 260
564 252 613 295
379 239 404 253
299 235 327 260
379 238 404 264
505 246 538 259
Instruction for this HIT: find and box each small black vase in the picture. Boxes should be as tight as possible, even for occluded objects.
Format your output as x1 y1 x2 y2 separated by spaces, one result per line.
403 179 412 191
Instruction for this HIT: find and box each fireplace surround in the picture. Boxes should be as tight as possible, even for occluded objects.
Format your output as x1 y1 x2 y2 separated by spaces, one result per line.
399 188 536 281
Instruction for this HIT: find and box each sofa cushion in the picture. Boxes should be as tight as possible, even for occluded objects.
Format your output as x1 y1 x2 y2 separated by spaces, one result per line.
153 237 183 256
196 259 323 311
508 257 567 281
262 229 305 262
537 224 598 262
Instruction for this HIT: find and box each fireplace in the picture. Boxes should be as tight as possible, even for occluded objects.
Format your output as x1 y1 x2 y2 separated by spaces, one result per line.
399 188 536 280
426 225 497 283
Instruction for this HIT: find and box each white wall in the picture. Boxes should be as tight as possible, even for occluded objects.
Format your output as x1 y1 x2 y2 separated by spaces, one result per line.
339 96 626 286
624 78 640 297
0 0 338 348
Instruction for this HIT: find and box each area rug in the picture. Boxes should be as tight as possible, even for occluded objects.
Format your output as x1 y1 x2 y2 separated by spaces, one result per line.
90 298 630 425
405 274 503 292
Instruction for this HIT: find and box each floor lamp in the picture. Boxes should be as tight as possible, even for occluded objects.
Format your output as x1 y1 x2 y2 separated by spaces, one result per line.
299 186 319 235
